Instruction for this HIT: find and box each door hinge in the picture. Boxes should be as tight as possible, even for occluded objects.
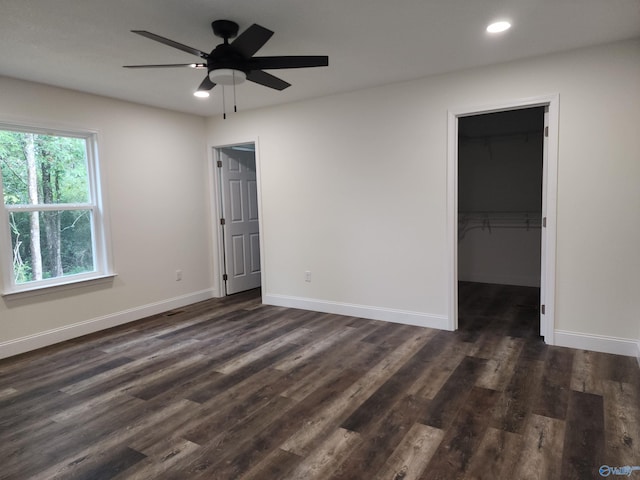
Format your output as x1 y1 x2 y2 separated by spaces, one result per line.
222 273 228 281
217 160 222 168
220 218 226 226
541 304 546 315
542 217 547 228
544 126 549 137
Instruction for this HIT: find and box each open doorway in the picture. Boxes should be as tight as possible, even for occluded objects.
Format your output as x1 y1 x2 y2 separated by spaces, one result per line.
457 107 544 338
214 143 261 295
447 95 559 344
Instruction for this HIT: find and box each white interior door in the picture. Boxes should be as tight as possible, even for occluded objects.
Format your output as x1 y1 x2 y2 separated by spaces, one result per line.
219 146 261 295
540 108 549 336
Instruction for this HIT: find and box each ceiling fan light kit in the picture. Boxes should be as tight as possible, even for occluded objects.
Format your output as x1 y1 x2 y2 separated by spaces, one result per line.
124 19 328 118
209 68 246 85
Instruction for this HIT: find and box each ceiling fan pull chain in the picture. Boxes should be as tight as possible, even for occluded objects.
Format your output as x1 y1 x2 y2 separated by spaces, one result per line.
233 71 238 113
222 84 227 119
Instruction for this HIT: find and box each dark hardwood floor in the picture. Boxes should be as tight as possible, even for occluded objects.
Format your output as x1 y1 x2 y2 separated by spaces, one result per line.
1 284 639 480
458 281 541 340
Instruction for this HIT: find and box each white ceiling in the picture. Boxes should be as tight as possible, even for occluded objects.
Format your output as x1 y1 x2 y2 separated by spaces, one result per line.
1 0 639 117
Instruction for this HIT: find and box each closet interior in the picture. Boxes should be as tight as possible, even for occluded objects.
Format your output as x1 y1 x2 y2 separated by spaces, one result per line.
457 107 545 338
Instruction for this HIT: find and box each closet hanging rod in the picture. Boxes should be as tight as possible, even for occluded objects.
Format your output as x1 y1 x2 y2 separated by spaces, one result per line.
458 212 542 241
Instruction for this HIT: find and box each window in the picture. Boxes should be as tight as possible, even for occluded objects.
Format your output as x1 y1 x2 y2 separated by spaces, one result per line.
0 123 112 294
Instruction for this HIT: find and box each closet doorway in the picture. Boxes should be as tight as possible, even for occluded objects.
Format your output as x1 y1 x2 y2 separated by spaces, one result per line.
458 107 544 338
447 95 559 344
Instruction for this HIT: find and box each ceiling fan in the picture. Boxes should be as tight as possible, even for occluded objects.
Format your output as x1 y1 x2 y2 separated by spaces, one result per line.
124 20 329 93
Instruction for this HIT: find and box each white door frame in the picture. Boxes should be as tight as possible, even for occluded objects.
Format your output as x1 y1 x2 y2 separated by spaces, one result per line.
446 94 559 344
210 139 265 299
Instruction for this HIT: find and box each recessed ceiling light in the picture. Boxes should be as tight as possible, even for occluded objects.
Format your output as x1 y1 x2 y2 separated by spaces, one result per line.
487 21 511 33
193 90 210 98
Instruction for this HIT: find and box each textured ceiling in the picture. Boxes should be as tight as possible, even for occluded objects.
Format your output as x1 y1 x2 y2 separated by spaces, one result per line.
1 0 639 117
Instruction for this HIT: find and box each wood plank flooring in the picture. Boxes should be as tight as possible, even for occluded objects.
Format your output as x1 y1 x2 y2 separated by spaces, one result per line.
1 283 639 479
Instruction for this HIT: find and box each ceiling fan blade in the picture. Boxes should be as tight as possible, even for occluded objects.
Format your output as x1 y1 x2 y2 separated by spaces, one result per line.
249 56 329 70
197 76 216 91
231 24 274 57
123 63 206 69
132 30 209 59
246 70 291 91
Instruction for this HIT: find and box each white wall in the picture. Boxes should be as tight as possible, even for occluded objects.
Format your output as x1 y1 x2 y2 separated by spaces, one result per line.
207 39 640 352
0 77 213 358
458 228 541 287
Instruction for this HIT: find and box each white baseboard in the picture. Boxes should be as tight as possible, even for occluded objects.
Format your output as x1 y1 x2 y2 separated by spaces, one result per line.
0 289 214 359
264 293 450 331
4 289 635 363
554 329 639 358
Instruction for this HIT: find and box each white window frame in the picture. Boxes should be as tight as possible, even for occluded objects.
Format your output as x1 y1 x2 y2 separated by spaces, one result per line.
0 122 114 296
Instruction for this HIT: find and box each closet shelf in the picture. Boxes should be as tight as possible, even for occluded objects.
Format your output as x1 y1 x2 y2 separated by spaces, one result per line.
458 211 541 241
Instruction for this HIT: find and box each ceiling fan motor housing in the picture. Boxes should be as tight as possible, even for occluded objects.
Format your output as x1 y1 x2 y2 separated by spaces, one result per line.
208 43 249 74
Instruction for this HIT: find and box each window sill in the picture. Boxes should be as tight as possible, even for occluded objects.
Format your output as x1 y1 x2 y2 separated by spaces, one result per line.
2 273 116 300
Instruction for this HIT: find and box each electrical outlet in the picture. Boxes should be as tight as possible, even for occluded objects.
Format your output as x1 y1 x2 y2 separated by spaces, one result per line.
176 269 182 281
305 271 311 283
